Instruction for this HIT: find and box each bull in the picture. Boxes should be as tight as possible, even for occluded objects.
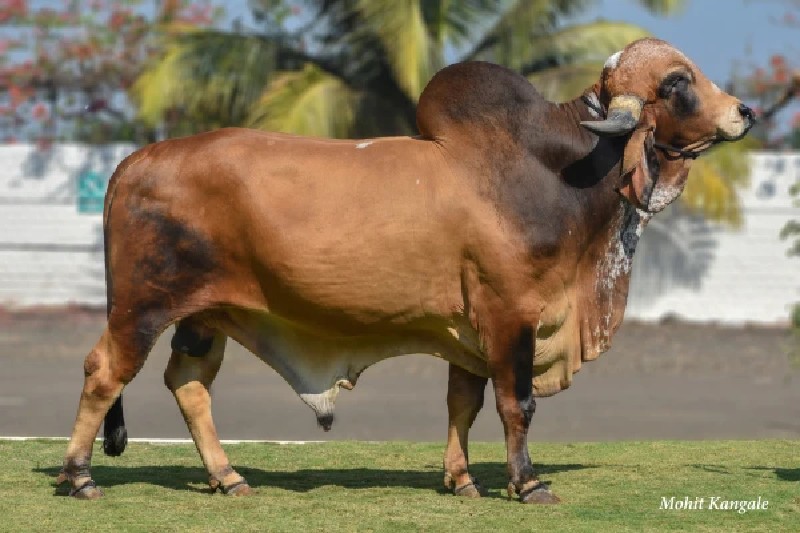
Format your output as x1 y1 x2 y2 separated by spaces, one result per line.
58 38 753 502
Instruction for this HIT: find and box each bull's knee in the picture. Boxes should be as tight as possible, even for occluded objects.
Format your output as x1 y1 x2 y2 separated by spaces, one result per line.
82 348 118 400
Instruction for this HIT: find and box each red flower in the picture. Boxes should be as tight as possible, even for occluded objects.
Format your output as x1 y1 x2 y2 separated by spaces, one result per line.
770 54 787 69
792 111 800 129
31 102 49 121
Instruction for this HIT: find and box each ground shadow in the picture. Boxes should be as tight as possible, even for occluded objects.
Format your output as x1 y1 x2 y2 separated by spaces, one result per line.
35 462 593 498
746 466 800 482
691 464 800 482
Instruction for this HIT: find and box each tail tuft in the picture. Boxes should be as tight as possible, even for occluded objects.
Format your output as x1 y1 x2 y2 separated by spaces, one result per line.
103 396 127 456
103 426 128 457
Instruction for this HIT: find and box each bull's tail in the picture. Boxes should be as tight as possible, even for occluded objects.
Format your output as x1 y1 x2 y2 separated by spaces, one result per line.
100 149 149 457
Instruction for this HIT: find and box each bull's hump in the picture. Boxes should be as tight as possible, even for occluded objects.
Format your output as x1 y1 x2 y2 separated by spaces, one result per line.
416 61 546 141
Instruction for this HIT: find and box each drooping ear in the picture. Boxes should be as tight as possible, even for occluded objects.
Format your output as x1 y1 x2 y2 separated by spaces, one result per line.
617 112 659 211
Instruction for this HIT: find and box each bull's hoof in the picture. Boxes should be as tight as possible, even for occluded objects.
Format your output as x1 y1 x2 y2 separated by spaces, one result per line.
519 483 560 505
219 479 252 496
56 470 104 499
453 480 483 498
448 475 485 498
70 480 104 500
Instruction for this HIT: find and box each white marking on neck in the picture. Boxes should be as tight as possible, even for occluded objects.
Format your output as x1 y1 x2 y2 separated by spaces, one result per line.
356 141 373 149
593 203 651 344
585 92 602 118
604 51 622 70
647 184 683 212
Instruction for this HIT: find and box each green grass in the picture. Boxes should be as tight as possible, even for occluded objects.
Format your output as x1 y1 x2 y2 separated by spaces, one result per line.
0 439 797 532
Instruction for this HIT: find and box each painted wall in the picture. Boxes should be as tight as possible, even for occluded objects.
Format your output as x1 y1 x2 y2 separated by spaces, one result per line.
0 145 798 324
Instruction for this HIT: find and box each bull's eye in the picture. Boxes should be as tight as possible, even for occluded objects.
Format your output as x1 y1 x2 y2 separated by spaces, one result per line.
658 72 691 99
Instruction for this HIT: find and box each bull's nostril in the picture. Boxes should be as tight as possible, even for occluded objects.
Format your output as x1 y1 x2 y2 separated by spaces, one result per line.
738 103 755 122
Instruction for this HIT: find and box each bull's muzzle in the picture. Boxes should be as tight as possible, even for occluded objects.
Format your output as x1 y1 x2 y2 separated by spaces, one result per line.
718 102 756 141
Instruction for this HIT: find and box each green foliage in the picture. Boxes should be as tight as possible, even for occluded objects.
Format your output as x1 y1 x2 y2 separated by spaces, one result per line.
247 64 356 137
3 439 799 532
133 0 686 139
781 177 800 257
681 137 760 227
133 32 279 133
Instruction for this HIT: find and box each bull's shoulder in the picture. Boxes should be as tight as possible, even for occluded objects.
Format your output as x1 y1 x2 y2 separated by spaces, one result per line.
416 61 550 140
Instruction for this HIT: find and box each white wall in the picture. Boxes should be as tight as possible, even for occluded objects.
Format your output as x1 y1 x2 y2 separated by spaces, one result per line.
627 152 800 324
0 144 135 307
0 145 798 324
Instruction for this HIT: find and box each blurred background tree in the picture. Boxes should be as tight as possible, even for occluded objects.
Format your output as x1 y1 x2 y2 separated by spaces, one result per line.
134 0 679 137
0 0 220 145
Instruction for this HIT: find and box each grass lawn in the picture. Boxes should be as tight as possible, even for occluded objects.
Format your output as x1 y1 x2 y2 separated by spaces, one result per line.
0 439 797 532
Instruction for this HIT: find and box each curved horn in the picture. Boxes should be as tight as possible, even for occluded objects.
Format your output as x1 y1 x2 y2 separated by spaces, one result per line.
581 95 644 137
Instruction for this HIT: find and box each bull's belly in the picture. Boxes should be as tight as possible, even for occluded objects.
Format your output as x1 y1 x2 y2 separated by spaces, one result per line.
211 308 489 425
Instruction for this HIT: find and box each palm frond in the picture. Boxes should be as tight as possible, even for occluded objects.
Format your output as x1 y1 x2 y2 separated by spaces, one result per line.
421 0 500 48
467 0 593 64
247 63 358 138
527 62 604 102
520 21 652 73
132 32 278 129
633 0 687 16
357 0 435 100
680 137 760 226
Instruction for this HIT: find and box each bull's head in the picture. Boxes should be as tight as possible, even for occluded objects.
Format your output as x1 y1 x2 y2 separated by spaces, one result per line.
581 38 755 213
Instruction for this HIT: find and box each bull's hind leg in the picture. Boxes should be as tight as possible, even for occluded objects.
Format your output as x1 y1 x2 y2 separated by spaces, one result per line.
164 320 251 495
59 325 149 499
443 363 488 498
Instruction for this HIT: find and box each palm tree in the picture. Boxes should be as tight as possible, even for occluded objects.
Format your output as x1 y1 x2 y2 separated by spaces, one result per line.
132 0 751 224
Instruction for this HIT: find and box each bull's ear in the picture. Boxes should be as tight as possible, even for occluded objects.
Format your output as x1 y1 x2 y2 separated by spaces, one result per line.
617 123 659 210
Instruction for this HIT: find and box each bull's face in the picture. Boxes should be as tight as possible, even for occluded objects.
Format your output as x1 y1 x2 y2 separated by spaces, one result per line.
581 38 755 213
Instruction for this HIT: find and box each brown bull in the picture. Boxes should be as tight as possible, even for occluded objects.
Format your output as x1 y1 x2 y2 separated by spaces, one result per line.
58 38 753 502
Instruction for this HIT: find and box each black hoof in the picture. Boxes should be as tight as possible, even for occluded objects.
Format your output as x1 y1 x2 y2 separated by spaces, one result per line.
520 483 560 505
103 426 128 457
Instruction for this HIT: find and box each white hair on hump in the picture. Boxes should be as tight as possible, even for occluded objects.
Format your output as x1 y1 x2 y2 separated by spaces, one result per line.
604 51 622 70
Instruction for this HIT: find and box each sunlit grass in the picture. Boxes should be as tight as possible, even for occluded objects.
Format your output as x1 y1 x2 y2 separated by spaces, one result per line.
1 440 797 532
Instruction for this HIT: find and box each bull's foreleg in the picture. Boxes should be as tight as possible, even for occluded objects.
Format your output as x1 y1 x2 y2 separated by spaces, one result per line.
489 324 560 504
443 363 488 497
164 324 251 496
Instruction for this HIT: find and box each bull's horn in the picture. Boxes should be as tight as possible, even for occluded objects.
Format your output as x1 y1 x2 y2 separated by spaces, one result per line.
580 95 644 137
